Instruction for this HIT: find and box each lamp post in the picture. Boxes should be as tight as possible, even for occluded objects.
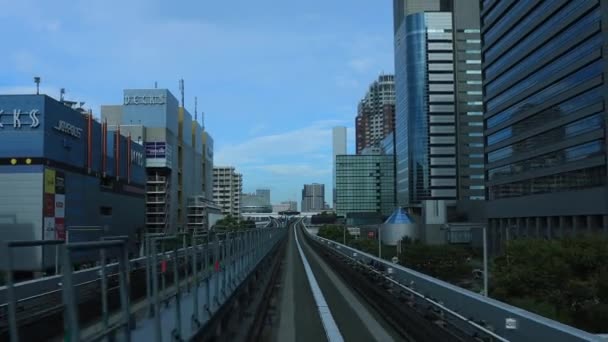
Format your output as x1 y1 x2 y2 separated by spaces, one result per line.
442 224 488 297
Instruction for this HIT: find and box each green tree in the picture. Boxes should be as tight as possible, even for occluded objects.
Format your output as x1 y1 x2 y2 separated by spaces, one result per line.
317 224 349 242
492 236 608 332
399 243 474 284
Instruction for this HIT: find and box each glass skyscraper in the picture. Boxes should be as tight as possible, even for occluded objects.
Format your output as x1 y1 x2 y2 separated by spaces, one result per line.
393 0 484 207
482 0 608 249
335 155 395 217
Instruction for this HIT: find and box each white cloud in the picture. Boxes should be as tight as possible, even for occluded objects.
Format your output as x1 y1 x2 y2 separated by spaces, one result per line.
348 57 374 73
215 119 346 166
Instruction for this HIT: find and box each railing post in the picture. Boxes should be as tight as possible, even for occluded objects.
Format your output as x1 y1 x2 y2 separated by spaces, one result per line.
100 248 110 336
151 239 162 342
214 233 220 308
160 240 166 306
172 241 182 340
119 242 132 342
61 246 79 342
2 242 18 342
191 233 200 330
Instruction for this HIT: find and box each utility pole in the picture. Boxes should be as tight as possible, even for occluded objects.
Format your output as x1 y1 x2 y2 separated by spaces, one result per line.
34 77 41 95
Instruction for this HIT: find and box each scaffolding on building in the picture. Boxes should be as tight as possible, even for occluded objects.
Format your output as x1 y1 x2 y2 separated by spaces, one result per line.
145 172 170 234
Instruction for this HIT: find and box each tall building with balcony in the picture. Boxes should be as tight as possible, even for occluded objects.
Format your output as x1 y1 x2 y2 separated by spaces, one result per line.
301 183 325 212
213 166 242 217
481 0 608 249
393 0 485 208
102 88 210 234
356 75 396 154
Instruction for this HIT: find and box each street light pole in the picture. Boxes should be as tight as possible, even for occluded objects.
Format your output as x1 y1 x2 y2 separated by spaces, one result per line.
482 226 488 297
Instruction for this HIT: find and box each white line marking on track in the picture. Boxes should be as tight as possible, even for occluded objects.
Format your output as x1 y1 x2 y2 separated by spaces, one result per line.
294 224 344 342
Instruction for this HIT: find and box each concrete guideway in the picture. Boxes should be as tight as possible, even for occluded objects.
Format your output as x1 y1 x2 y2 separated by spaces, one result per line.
275 221 404 342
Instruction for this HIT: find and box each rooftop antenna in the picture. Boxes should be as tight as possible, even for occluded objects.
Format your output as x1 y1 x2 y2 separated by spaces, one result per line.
60 88 65 101
201 111 205 130
194 96 198 122
33 77 41 95
154 81 158 89
179 79 185 107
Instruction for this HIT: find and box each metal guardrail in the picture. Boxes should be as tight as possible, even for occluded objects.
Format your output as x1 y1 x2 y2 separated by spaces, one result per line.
0 226 287 342
301 221 602 342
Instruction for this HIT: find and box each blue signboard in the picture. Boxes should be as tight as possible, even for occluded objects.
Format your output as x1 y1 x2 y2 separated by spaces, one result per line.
145 142 166 159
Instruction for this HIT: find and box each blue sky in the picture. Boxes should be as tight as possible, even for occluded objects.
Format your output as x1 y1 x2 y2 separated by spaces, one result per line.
0 0 394 205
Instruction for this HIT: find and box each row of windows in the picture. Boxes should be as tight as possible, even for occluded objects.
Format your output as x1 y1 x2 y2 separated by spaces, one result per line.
488 166 606 200
485 11 601 98
487 86 603 145
487 113 605 163
486 33 602 112
488 140 605 181
482 0 513 28
486 60 603 129
485 0 589 65
483 0 533 45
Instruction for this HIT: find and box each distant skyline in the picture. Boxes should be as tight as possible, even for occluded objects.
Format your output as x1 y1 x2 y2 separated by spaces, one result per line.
0 0 394 203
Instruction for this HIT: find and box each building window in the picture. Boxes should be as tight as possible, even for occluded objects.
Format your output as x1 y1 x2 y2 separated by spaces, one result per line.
100 206 113 216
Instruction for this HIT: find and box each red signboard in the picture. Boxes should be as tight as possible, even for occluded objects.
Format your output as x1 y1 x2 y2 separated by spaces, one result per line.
55 218 66 240
368 231 375 238
44 193 55 217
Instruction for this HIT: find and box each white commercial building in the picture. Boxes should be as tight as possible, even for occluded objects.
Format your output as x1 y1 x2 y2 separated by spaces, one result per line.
213 166 242 217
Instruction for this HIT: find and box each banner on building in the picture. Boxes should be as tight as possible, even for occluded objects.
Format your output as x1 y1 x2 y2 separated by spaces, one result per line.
145 142 167 158
43 168 67 240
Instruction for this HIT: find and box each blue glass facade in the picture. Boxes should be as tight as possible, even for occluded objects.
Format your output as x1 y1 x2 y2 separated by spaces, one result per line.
394 13 427 206
482 0 608 245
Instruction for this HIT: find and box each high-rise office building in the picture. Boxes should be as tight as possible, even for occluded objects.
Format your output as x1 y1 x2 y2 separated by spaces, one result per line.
356 75 396 154
335 155 395 218
255 188 271 205
213 166 242 217
241 192 272 213
332 126 347 209
393 0 484 207
481 1 608 249
301 183 325 212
